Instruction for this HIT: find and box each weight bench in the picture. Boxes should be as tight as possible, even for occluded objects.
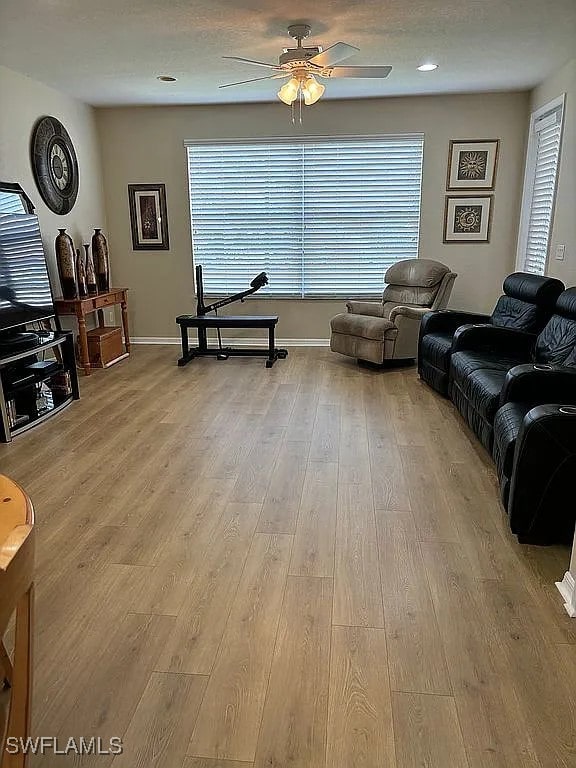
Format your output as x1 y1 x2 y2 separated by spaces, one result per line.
176 314 288 368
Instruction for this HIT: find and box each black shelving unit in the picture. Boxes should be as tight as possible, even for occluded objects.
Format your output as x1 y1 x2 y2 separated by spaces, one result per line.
0 331 79 442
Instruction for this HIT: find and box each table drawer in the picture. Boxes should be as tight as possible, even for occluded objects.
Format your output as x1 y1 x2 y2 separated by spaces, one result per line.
94 292 122 308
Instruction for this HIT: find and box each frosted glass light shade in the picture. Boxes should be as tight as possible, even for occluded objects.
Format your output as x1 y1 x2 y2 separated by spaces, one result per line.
277 77 300 105
302 76 325 105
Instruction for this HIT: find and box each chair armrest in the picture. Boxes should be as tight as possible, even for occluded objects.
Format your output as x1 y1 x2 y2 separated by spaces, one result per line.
389 305 430 324
509 404 576 544
500 364 576 406
452 324 536 356
420 310 492 337
346 301 385 317
522 403 576 439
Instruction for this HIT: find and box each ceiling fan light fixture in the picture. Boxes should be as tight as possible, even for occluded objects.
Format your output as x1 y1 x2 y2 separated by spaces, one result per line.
277 77 300 105
417 63 438 72
302 75 325 105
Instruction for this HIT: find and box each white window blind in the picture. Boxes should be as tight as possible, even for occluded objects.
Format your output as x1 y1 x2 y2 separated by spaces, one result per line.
185 136 424 297
517 98 564 275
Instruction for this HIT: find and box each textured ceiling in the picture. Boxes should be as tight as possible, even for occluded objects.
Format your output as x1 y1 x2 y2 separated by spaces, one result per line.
1 0 575 106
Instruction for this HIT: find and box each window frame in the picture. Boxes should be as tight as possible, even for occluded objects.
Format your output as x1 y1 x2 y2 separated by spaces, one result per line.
184 134 425 299
515 94 565 275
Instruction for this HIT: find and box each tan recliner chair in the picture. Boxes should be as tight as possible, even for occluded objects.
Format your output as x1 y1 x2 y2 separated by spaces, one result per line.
330 259 457 365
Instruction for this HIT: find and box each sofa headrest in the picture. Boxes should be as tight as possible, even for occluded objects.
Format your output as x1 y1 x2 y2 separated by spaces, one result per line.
385 259 451 288
503 272 564 307
554 287 576 318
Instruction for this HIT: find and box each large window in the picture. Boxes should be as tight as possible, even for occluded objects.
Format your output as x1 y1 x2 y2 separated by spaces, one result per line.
185 136 424 297
517 96 565 275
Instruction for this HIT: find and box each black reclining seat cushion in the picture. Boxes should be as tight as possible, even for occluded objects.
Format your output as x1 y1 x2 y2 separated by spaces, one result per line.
420 331 454 370
459 366 512 421
450 350 525 392
493 401 532 477
492 273 563 332
535 288 576 366
451 350 526 423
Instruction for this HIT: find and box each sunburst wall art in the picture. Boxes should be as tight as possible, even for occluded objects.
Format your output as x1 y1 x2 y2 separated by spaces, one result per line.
444 195 493 243
447 140 499 190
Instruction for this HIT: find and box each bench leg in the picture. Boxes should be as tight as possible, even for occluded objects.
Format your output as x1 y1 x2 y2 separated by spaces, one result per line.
177 325 194 367
266 327 276 368
198 327 208 353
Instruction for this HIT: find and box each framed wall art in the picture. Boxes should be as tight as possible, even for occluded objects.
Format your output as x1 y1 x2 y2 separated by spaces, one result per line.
444 195 493 243
447 139 499 190
128 183 169 250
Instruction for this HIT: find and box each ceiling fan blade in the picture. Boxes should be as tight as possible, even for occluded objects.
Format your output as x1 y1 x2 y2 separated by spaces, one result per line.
219 74 289 89
222 56 282 70
308 42 359 67
324 65 392 78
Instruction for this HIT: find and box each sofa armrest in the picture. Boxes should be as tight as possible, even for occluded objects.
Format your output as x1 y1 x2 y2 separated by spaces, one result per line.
420 310 492 337
509 404 576 544
452 324 536 356
500 364 576 406
346 300 385 317
389 305 430 324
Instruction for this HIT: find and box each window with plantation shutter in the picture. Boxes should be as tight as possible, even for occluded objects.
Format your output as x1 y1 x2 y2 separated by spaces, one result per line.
185 135 424 297
517 96 565 275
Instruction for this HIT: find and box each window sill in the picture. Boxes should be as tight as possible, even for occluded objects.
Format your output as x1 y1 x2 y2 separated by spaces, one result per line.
202 295 381 301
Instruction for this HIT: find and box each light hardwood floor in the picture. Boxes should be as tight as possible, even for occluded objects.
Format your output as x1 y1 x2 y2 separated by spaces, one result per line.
1 346 575 768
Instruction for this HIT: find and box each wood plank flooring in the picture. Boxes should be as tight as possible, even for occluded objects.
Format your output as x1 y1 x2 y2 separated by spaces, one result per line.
1 346 574 768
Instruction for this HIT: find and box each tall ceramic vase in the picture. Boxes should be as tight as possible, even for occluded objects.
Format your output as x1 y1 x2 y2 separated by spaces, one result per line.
76 248 87 298
55 229 78 300
83 243 98 296
92 228 110 293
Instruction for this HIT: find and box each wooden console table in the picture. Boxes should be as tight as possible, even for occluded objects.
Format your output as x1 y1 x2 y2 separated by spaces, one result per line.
55 288 130 376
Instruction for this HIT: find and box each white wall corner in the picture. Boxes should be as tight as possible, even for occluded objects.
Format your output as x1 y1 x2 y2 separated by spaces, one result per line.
556 571 576 618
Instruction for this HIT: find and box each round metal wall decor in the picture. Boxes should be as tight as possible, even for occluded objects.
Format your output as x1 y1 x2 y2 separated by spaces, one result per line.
30 116 79 214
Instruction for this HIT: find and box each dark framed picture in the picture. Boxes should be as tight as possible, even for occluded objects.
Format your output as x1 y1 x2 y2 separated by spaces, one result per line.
444 195 493 243
128 183 169 250
447 140 499 190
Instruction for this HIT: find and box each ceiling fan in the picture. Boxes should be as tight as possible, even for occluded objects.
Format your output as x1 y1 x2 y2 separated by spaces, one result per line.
220 24 392 107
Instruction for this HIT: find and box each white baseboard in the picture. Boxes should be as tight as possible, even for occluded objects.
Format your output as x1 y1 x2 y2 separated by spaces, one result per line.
556 571 576 618
130 336 330 347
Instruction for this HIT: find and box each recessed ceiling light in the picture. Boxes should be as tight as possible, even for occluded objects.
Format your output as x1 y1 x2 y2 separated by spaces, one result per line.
157 75 177 82
417 63 438 72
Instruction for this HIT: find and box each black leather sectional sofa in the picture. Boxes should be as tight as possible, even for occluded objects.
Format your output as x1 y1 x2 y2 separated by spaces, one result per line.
419 274 576 545
418 273 563 396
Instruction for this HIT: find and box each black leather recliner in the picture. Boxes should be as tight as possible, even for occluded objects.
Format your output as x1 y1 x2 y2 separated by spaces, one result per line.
493 367 576 544
418 273 563 396
450 287 576 454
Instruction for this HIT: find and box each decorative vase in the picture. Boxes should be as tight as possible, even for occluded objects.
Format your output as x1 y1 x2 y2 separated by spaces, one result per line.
76 248 87 298
55 229 77 300
92 228 110 293
83 243 98 296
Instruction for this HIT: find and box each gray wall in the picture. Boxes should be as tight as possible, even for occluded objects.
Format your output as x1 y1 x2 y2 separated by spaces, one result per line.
0 65 107 289
96 92 529 340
